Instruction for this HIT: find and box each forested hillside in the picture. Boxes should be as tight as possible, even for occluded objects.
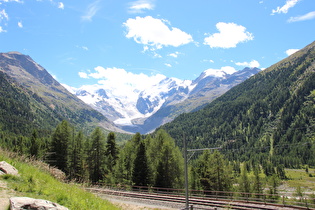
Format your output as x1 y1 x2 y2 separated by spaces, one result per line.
0 52 121 137
0 71 58 135
161 41 315 168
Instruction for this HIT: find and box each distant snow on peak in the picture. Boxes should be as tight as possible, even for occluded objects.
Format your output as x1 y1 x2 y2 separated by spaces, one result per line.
204 66 237 78
69 66 260 131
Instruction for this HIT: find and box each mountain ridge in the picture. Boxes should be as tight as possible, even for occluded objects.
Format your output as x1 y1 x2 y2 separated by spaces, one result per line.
73 67 260 133
0 52 122 135
159 40 315 166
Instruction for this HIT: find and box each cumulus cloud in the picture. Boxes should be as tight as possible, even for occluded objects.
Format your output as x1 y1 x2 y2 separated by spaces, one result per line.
204 22 253 48
168 51 181 58
288 11 315 22
271 0 301 15
168 53 178 58
58 2 64 9
17 21 22 28
128 0 154 13
235 60 260 68
0 26 6 33
285 49 299 56
78 72 89 79
78 66 166 100
124 16 193 50
81 0 101 21
165 63 172 67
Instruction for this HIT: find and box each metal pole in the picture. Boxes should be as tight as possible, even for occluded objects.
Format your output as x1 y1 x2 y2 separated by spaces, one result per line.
184 134 189 209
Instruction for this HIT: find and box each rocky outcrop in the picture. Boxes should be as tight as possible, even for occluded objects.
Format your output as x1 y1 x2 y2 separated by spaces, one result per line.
0 161 18 176
10 197 69 210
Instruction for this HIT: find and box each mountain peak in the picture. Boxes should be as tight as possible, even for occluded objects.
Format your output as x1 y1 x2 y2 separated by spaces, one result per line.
203 66 237 78
7 51 23 55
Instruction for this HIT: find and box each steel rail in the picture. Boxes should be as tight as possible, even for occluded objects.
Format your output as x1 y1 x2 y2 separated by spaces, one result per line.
86 187 313 210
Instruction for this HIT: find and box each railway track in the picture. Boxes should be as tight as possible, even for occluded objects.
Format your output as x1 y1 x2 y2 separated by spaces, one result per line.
86 187 314 210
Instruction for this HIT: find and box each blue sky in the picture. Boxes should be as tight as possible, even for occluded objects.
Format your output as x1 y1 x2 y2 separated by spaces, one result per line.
0 0 315 89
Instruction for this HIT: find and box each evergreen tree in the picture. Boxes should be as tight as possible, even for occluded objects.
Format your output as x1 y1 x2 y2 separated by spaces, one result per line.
29 129 40 157
105 132 118 172
68 130 85 181
50 120 71 172
252 166 263 195
153 130 183 189
276 164 286 179
239 163 251 193
132 140 150 186
268 174 280 199
196 150 233 192
88 127 106 183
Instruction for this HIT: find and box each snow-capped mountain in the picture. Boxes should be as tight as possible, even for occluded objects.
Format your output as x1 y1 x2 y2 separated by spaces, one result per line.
69 67 261 133
71 76 194 125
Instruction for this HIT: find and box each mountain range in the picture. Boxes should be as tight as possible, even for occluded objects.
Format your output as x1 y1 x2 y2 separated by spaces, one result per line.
69 67 261 133
0 52 121 136
160 41 315 166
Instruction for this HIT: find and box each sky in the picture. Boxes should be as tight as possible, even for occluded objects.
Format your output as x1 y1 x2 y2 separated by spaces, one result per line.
0 0 315 90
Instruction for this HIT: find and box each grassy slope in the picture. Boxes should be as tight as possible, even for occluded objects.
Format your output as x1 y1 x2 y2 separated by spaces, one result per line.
284 169 315 191
0 149 119 210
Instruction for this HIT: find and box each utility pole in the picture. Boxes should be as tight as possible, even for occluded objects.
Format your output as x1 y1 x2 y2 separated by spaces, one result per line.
183 134 221 210
184 134 189 209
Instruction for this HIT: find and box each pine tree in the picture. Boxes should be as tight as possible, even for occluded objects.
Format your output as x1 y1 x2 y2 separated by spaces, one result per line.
239 163 251 194
132 140 150 186
252 166 263 195
196 150 233 192
105 132 118 172
68 130 85 181
88 127 106 183
29 129 40 157
50 120 71 172
152 130 184 189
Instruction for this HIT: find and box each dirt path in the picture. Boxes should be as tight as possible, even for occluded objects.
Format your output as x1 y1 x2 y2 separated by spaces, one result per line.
0 180 16 210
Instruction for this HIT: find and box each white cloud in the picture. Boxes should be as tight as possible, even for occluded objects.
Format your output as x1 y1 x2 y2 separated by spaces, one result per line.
17 21 22 28
285 48 299 56
78 72 89 78
81 0 101 21
168 51 181 58
76 45 89 51
0 26 6 32
58 2 64 9
168 53 177 58
235 60 260 68
0 9 8 32
0 0 22 3
124 16 193 50
202 59 214 63
128 0 154 13
165 63 172 67
204 22 253 48
81 66 166 100
288 11 315 22
0 9 9 21
271 0 301 15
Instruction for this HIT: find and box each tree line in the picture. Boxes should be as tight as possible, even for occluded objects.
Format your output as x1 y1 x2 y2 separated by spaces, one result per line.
0 120 291 198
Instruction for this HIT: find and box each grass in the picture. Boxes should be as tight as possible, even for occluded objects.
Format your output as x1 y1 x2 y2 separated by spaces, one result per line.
285 168 315 191
0 149 120 210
